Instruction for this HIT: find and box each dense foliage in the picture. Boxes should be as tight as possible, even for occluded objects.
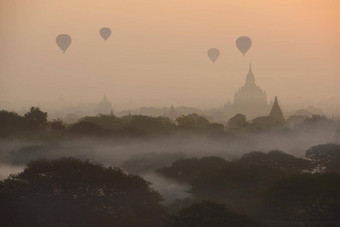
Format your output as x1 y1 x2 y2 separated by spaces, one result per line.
0 108 340 225
157 152 314 212
306 143 340 173
0 158 166 227
167 201 261 227
0 108 339 138
259 173 340 224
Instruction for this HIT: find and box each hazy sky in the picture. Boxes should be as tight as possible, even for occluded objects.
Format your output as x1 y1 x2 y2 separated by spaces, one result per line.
1 0 339 111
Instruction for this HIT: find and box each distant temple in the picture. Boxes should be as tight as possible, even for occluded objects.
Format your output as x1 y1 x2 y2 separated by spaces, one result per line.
269 96 284 121
167 105 178 120
224 64 271 118
98 95 112 115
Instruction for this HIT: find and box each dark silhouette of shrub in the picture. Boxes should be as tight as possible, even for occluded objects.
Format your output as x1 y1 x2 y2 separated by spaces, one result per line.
24 107 48 130
0 158 166 227
306 143 340 173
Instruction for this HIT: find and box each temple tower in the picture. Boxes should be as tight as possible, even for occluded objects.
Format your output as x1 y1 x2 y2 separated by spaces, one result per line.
269 96 284 121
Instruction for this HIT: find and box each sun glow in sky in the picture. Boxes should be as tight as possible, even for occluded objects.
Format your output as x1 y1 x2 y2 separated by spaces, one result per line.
0 0 339 110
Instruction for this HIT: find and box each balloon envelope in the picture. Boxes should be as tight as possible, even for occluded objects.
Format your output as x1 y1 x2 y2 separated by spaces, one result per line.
56 34 71 53
207 48 220 63
100 27 112 41
236 36 252 55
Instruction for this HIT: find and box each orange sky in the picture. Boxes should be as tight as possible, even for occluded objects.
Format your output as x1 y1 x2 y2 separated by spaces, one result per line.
0 0 339 111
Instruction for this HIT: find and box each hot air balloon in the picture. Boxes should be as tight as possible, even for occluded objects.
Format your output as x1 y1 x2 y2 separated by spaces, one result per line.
207 48 220 63
56 34 72 53
100 27 111 42
236 36 252 55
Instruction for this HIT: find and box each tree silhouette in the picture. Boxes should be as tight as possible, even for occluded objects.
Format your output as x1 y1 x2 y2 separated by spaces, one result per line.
176 114 223 132
227 113 248 132
49 119 66 132
238 150 314 173
176 113 210 130
259 173 340 223
0 110 25 136
0 158 166 227
157 155 292 212
249 116 284 131
306 143 340 173
24 107 48 130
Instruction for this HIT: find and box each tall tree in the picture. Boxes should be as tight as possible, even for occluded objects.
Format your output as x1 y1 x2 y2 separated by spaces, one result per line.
24 107 48 130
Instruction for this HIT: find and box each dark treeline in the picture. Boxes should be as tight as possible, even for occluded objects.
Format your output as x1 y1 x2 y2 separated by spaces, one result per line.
0 107 338 139
157 149 340 223
0 107 222 138
1 145 340 226
1 107 340 226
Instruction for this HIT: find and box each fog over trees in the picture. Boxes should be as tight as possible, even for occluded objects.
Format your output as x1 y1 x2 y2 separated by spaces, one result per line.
1 1 339 226
0 107 340 226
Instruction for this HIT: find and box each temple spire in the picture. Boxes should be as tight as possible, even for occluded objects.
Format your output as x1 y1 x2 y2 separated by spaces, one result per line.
269 96 284 121
98 94 112 115
246 63 255 84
